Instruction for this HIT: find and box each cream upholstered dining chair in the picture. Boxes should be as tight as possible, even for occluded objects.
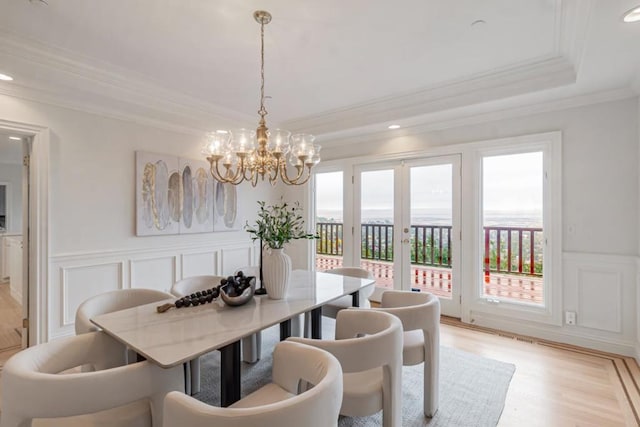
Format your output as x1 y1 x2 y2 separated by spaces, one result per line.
288 309 403 427
374 290 440 417
170 275 225 394
321 267 375 318
0 331 183 427
75 287 175 363
163 340 343 427
75 288 174 334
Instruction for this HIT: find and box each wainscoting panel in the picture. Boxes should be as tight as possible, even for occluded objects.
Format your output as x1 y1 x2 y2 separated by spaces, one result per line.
130 256 177 293
61 262 123 327
181 250 218 279
577 268 622 332
49 241 255 340
562 252 636 348
221 246 255 274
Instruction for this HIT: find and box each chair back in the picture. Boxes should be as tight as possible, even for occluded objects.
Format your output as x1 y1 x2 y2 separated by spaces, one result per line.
163 341 343 427
1 331 183 427
332 309 403 373
323 267 375 299
170 275 226 297
379 290 440 332
288 309 403 426
75 288 174 334
378 290 440 417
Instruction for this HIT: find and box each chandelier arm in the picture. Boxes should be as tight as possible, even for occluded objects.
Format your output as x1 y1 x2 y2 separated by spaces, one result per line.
244 164 258 184
209 159 234 184
267 157 281 185
279 160 307 185
214 157 247 186
282 164 312 186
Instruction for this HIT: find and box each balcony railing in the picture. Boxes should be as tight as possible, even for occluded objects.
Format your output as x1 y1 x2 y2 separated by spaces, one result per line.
483 226 543 277
316 222 543 277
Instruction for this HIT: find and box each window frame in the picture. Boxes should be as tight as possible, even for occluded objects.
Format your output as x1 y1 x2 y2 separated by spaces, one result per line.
465 132 562 326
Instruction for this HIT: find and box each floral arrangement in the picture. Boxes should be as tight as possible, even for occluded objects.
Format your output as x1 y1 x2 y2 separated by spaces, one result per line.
245 199 318 249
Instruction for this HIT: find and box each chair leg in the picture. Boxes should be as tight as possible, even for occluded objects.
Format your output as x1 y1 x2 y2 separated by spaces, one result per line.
184 362 192 395
423 333 439 417
190 358 200 394
291 314 302 337
241 333 261 363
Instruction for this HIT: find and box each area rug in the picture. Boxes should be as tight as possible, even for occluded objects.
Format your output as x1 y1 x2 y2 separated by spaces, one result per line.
196 318 515 427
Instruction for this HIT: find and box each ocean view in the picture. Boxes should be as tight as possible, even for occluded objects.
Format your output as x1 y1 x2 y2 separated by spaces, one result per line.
317 208 542 228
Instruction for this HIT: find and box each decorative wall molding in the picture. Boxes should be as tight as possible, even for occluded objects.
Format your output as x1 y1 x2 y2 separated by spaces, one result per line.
468 251 637 356
60 262 124 327
284 0 593 136
284 56 576 136
49 241 256 340
317 87 636 150
0 30 250 135
0 0 593 139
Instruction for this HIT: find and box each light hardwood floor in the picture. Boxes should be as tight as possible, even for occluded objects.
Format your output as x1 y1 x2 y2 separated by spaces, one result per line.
0 315 637 426
440 317 639 426
0 282 20 354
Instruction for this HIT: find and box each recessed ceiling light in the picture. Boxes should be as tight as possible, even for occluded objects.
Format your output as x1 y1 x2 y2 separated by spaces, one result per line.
388 125 401 130
9 136 22 141
0 73 13 81
623 6 640 22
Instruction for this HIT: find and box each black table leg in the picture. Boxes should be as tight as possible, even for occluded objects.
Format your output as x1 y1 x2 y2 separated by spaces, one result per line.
280 318 292 341
220 340 241 407
311 307 322 339
351 290 360 308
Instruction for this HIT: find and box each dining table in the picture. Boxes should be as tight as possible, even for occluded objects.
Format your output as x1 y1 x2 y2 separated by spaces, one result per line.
91 269 375 407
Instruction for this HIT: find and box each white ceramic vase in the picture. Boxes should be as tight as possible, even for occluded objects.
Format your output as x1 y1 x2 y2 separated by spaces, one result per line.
262 248 292 300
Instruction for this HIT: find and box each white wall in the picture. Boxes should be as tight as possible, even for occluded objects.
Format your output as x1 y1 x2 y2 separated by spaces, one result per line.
0 93 278 340
0 163 22 233
301 96 640 355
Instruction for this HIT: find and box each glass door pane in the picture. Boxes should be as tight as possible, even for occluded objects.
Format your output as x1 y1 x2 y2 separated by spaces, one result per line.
482 151 544 305
408 164 453 298
402 156 460 316
360 169 395 291
314 172 344 271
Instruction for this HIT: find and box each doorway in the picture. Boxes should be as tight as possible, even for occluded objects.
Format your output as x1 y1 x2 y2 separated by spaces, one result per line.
0 130 28 361
354 156 461 317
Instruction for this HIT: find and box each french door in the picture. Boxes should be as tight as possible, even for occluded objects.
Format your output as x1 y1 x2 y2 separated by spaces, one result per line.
355 155 461 316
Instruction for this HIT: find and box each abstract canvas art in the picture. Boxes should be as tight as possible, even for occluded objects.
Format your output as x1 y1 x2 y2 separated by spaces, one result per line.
212 180 241 231
136 151 219 236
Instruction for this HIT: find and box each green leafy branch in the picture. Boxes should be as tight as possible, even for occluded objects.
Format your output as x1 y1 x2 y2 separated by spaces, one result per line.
245 199 318 249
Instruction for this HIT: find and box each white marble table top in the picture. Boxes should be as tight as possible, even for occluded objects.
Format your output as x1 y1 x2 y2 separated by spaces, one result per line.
91 270 374 368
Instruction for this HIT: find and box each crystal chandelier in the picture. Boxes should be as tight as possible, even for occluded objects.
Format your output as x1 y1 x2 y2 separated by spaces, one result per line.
202 11 321 187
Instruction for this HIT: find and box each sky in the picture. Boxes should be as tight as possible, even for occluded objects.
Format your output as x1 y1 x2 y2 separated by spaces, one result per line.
316 152 543 223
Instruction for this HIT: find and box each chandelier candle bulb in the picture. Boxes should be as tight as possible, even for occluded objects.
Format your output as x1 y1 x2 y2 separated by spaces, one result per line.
202 10 321 187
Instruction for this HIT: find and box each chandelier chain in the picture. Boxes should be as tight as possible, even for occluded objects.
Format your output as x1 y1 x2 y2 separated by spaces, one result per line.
258 19 267 119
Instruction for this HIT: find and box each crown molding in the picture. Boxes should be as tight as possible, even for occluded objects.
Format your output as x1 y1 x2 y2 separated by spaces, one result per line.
0 30 253 134
559 0 593 72
0 0 593 138
282 56 577 135
282 0 591 136
317 87 636 149
0 84 210 136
